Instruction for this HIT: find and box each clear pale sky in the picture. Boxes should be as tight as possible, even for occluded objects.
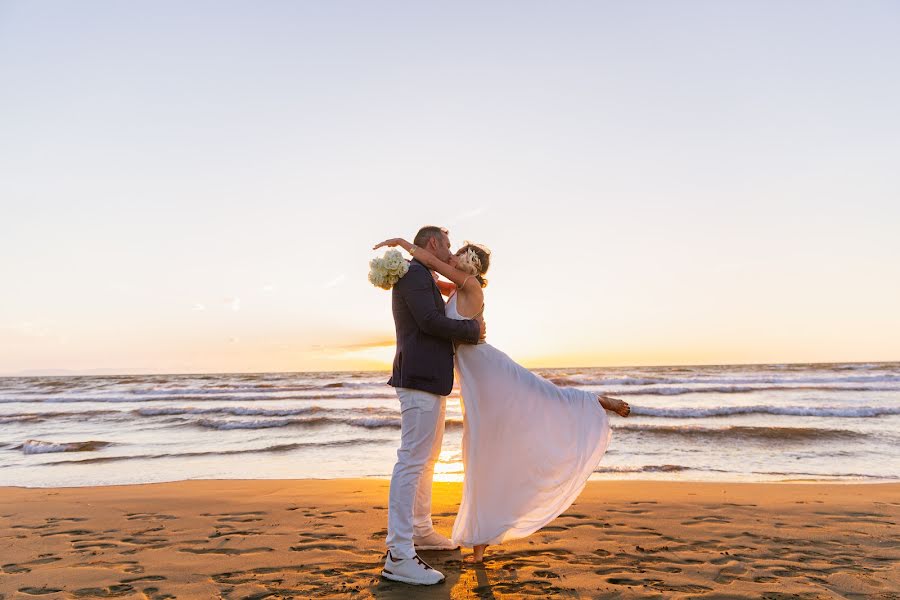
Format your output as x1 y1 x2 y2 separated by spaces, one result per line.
1 1 898 375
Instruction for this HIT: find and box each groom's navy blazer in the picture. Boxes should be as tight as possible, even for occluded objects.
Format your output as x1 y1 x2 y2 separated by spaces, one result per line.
388 258 481 397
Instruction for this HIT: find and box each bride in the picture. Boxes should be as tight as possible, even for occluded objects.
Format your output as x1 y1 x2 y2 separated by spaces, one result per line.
373 237 631 563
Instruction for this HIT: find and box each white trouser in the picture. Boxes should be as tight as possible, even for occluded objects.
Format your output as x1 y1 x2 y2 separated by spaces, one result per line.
386 387 446 559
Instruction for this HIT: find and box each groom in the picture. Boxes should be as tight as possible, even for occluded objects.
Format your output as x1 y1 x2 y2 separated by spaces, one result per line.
382 225 486 585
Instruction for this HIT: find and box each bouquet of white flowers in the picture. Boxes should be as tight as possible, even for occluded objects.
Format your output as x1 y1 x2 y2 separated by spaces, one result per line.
368 249 409 290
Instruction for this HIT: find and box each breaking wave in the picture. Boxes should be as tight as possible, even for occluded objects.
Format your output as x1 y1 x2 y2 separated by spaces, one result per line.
630 405 900 418
612 424 868 441
18 439 113 454
41 438 392 465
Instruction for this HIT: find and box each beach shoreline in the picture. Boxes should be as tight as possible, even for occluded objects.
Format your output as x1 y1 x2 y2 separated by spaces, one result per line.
2 479 897 598
3 474 898 491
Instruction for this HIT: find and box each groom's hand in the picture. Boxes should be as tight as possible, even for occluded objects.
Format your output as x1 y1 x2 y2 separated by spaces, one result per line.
476 315 487 341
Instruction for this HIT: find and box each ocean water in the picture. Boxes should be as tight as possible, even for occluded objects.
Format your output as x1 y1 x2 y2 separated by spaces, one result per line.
1 362 898 488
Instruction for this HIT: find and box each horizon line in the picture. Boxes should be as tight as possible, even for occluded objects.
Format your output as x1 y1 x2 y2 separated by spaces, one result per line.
2 359 897 379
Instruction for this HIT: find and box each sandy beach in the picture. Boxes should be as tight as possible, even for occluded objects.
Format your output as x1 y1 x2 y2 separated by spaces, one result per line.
0 479 897 599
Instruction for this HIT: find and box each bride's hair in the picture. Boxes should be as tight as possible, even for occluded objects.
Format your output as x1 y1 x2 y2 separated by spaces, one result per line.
456 243 491 288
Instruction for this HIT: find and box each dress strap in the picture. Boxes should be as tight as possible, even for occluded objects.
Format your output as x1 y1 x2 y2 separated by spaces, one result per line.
471 304 485 319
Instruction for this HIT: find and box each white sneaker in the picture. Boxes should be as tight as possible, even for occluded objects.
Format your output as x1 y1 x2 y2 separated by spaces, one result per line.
381 550 445 585
413 531 460 551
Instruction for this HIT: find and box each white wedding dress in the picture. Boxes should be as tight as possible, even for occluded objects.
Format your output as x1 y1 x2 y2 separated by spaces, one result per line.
446 292 612 547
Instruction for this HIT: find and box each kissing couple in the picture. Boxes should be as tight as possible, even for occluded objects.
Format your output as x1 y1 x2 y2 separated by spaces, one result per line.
372 225 631 585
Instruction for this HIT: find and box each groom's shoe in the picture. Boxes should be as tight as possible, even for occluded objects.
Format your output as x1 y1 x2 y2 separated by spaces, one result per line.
413 531 460 551
381 550 445 585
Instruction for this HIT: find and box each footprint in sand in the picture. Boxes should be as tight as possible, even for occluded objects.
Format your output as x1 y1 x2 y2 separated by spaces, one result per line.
681 515 731 525
73 559 143 573
3 563 31 574
533 569 561 579
18 588 64 596
10 523 55 531
73 541 120 550
634 544 671 554
607 577 712 594
209 527 263 539
71 584 136 597
120 575 167 584
141 587 176 600
714 563 748 584
125 513 177 521
2 553 60 574
296 532 351 542
290 542 358 552
203 511 267 523
603 527 663 538
179 546 273 555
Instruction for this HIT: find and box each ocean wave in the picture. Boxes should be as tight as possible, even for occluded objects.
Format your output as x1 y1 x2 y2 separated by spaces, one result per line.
612 384 900 396
551 373 900 387
832 363 889 371
545 378 900 395
594 464 695 473
0 410 121 424
18 439 113 454
612 424 867 441
6 369 899 403
135 405 328 417
630 405 900 418
750 469 900 480
192 417 335 430
190 415 402 430
0 414 46 424
592 464 898 480
128 382 379 394
41 438 392 465
340 416 463 430
0 373 388 396
185 414 463 431
0 390 398 403
10 384 323 397
346 417 401 429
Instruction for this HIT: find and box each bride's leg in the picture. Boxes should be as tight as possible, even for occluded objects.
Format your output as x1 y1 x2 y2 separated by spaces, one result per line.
464 544 488 563
598 394 631 417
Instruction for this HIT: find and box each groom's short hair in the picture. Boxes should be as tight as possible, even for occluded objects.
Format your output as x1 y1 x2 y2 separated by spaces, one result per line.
414 225 448 248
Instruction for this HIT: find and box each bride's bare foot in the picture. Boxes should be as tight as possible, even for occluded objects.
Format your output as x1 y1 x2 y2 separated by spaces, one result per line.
463 544 488 563
598 394 631 417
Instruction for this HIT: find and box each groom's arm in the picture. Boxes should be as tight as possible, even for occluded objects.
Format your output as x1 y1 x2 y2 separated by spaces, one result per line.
397 268 481 344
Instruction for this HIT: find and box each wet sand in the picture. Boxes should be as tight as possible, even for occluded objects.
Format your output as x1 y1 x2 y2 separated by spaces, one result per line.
1 479 898 598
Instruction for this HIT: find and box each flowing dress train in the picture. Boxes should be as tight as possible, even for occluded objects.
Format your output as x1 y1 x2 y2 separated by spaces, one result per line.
447 293 612 546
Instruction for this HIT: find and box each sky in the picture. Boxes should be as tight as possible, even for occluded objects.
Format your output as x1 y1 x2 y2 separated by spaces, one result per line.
1 1 898 375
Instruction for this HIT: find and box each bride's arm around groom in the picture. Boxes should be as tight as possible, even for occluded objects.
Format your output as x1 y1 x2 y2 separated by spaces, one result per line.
394 258 482 343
